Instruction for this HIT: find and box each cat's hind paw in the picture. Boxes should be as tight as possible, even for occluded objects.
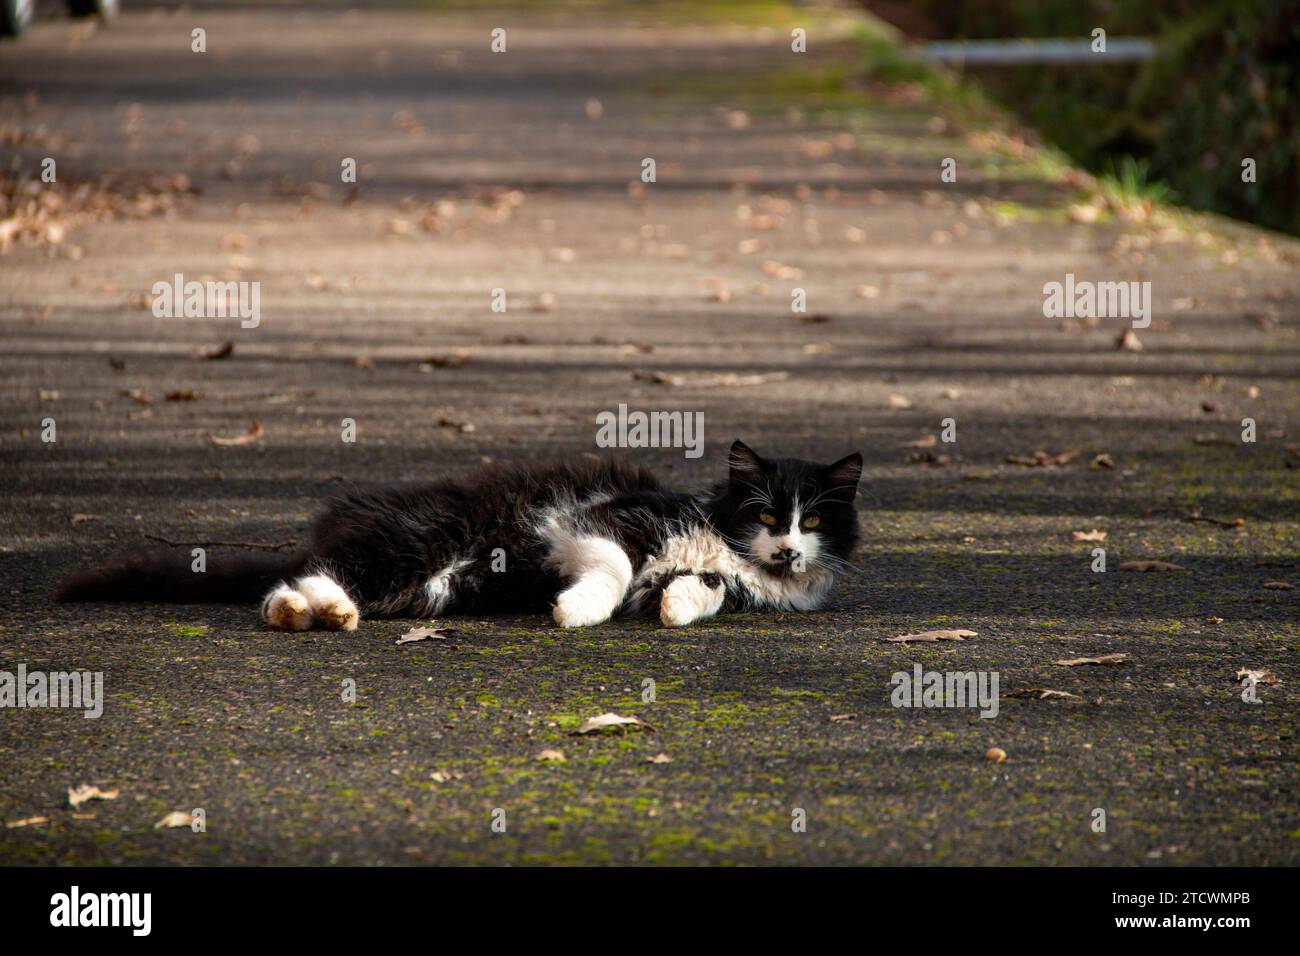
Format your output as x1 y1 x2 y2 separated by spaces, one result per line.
262 585 314 631
295 573 360 632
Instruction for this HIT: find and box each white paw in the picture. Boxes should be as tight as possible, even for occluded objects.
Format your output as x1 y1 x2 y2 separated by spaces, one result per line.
263 586 313 631
553 585 612 628
295 573 360 632
659 575 719 628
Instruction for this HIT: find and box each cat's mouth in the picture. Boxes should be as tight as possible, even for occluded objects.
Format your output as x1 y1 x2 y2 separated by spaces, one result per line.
759 554 808 577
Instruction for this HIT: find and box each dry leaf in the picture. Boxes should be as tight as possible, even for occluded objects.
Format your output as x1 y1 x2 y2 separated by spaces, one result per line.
1236 668 1279 685
1072 529 1107 542
422 351 471 369
210 419 263 446
1262 581 1293 590
882 629 977 643
1005 688 1082 700
646 753 673 764
1119 561 1187 572
70 513 103 526
67 784 120 809
1007 449 1080 467
396 626 454 645
984 747 1007 763
437 417 475 433
535 749 566 762
827 713 857 722
154 811 194 829
897 434 937 449
197 341 234 361
1235 668 1280 685
887 393 913 410
165 389 201 401
571 712 654 735
908 450 949 466
1054 654 1129 666
5 816 49 829
1116 329 1143 351
429 771 464 783
633 370 787 389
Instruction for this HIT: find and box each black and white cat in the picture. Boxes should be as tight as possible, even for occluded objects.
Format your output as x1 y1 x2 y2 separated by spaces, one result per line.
57 440 863 630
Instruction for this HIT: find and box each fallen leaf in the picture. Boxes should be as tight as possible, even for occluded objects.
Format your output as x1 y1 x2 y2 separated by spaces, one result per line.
154 811 194 829
897 434 937 449
1006 449 1080 467
210 419 263 446
437 417 475 433
165 389 201 401
827 713 857 722
1119 561 1187 572
1005 688 1082 700
1235 668 1280 685
535 749 566 762
5 816 49 829
1116 329 1143 351
571 712 654 735
70 513 103 526
429 771 464 783
1072 529 1107 542
396 626 455 645
421 351 471 369
1054 653 1129 666
984 747 1007 763
908 450 949 466
646 753 673 764
882 629 977 643
887 393 913 410
1262 581 1293 590
633 370 788 389
1091 453 1116 469
197 341 234 361
67 784 120 809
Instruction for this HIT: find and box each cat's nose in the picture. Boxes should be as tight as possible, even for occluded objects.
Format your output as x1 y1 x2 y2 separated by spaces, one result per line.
777 547 802 563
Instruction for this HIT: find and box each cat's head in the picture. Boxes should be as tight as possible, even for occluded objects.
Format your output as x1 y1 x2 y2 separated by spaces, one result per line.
715 439 862 576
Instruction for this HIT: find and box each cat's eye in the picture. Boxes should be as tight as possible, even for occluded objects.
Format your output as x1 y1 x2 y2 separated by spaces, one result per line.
759 511 777 526
802 514 821 529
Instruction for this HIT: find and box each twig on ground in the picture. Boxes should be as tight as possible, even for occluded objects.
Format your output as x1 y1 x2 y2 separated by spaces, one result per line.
145 534 297 552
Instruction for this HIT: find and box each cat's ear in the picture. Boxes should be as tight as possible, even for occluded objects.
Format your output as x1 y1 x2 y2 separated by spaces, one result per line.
824 452 863 501
729 440 765 482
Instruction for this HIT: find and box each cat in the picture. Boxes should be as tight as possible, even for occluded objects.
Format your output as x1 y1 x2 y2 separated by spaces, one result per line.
56 440 863 630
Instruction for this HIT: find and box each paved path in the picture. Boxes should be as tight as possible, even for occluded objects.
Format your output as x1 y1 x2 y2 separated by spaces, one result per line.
1 2 1297 864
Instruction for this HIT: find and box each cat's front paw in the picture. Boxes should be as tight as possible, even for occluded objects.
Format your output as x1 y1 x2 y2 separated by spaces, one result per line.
659 574 723 628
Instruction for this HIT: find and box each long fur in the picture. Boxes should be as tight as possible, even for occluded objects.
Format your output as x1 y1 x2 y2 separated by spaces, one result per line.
56 444 863 628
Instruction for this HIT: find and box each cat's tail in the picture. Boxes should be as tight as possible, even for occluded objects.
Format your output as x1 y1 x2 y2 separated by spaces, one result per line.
55 546 311 604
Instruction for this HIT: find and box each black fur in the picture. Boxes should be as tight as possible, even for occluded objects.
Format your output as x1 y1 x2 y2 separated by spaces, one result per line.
57 441 863 620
